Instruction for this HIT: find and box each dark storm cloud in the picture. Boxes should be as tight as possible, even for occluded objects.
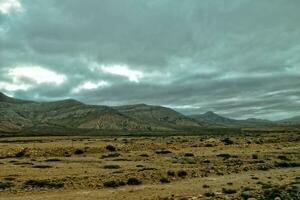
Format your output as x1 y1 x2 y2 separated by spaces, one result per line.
0 0 300 120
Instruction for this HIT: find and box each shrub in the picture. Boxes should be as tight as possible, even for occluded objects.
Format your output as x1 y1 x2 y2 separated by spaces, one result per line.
155 149 172 154
32 165 52 169
160 177 170 184
23 179 64 188
0 181 14 190
127 178 142 185
177 170 187 177
222 188 237 194
103 180 125 188
103 165 120 169
15 149 28 157
275 162 300 168
106 145 116 152
217 153 231 159
74 149 84 155
204 192 215 197
184 153 194 157
222 138 234 145
252 154 258 159
167 170 175 177
277 155 289 161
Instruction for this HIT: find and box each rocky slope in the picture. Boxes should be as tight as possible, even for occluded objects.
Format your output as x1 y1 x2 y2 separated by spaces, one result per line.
0 92 202 133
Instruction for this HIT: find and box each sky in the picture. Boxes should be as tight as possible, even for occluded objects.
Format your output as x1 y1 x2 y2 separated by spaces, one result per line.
0 0 300 120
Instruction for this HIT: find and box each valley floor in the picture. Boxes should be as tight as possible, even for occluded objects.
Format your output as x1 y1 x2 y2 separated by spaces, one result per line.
0 134 299 199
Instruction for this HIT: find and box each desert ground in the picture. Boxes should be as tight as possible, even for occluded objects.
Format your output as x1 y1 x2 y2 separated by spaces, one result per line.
0 133 299 200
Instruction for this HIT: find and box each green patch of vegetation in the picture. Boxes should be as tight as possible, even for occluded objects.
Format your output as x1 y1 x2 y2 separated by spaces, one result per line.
0 181 14 190
259 183 300 200
103 180 125 188
275 162 300 168
127 177 142 185
106 145 116 152
160 177 170 184
177 170 188 177
15 149 29 158
155 149 172 154
23 179 64 188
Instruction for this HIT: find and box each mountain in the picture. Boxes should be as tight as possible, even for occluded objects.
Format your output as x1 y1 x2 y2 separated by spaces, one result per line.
189 111 236 124
278 116 300 124
0 92 203 133
189 111 274 127
114 104 202 129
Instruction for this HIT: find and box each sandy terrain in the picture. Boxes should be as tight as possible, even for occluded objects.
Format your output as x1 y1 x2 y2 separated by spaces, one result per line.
0 134 299 199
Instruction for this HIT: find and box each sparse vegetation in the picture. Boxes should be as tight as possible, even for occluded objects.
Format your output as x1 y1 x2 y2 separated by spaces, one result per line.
103 164 121 169
106 145 116 152
74 149 84 155
177 170 187 177
0 181 14 190
23 179 64 188
127 178 142 185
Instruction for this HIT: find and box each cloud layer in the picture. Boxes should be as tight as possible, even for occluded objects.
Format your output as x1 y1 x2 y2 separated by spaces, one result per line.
0 0 300 120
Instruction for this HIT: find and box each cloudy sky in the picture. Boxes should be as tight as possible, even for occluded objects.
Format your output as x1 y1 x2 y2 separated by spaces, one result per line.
0 0 300 120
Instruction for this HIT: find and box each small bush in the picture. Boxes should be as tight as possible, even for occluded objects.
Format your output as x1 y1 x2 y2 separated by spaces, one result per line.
106 145 116 152
45 158 61 162
127 178 142 185
203 184 210 188
222 138 234 145
0 181 14 190
74 149 84 155
4 177 16 181
252 154 258 159
222 188 237 194
15 149 28 158
277 155 289 161
23 179 64 188
184 153 194 157
177 170 187 177
32 165 52 169
160 177 170 184
204 192 215 197
103 165 120 169
156 149 172 154
217 153 231 159
139 154 149 157
103 180 125 188
275 162 300 168
167 170 175 177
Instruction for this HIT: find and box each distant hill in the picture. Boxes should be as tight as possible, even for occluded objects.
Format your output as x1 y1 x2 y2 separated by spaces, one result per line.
189 111 274 127
189 111 237 124
278 116 300 124
0 92 203 133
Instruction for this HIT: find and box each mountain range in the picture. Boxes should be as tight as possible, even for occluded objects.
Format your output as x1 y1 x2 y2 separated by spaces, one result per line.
0 92 299 134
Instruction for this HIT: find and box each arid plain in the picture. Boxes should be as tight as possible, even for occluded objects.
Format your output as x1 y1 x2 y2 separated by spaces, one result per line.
0 133 299 200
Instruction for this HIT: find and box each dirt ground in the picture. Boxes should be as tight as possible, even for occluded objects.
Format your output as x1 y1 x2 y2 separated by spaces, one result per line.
0 133 299 199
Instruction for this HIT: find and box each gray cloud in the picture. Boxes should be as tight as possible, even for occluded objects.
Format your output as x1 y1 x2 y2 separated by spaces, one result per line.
0 0 300 120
